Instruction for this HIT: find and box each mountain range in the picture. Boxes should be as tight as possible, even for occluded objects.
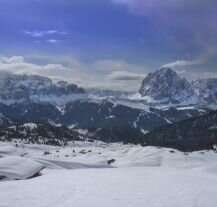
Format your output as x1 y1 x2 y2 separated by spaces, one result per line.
0 68 217 151
1 68 217 107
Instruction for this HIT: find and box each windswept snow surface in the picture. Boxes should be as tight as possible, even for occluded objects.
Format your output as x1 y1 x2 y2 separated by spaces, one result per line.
0 156 44 180
0 142 217 207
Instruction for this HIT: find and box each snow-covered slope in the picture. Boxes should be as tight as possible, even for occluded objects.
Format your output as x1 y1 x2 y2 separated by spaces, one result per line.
1 142 217 207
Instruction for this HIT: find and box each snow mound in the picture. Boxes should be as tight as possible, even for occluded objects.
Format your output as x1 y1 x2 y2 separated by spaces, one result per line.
0 145 26 156
33 158 111 169
0 156 44 180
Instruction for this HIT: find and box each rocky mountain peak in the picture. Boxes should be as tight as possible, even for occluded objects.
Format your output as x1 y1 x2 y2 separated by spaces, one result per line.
139 68 199 105
155 67 177 76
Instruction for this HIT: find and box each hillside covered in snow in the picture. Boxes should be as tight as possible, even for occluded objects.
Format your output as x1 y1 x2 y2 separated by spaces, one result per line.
1 142 217 207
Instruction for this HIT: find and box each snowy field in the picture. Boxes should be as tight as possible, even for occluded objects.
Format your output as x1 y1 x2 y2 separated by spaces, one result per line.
1 141 217 207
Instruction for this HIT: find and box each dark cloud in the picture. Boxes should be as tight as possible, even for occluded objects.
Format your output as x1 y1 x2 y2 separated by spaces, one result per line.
107 71 145 81
112 0 217 51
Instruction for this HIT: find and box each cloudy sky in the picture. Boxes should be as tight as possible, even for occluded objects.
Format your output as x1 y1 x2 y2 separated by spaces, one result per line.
0 0 217 91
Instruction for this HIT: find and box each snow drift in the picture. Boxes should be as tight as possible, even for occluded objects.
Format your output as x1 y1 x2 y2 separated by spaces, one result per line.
0 156 44 180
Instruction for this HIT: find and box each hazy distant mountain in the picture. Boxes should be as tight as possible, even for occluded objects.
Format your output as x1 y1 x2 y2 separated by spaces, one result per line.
0 73 85 105
192 78 217 106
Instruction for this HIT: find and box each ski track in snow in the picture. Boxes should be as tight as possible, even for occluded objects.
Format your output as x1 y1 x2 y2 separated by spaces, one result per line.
0 142 217 207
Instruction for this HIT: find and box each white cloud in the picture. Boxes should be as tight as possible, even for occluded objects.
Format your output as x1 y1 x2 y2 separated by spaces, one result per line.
1 55 216 91
162 59 204 68
0 56 69 75
46 39 62 44
161 56 217 81
179 71 217 81
23 30 67 38
0 56 147 91
0 56 24 64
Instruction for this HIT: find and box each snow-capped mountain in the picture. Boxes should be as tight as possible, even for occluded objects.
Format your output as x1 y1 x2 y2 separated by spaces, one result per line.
0 70 212 130
192 78 217 106
0 70 216 149
138 67 199 105
0 73 85 105
1 69 217 108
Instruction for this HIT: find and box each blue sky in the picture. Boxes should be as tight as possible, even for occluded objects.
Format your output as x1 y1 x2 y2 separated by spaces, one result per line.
0 0 217 91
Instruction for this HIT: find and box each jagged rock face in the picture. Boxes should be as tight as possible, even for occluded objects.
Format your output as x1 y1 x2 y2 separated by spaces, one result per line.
192 78 217 105
0 73 85 103
139 68 199 104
